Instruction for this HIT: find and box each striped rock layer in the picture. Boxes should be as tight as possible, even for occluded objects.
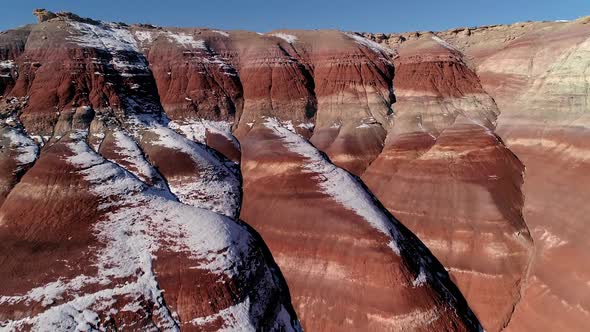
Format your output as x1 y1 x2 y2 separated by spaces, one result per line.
0 11 482 332
362 16 590 332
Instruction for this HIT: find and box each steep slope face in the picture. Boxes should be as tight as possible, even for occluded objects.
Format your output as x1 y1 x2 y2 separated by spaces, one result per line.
295 31 396 175
0 11 488 332
130 27 396 175
456 19 590 332
239 118 481 331
360 36 532 332
0 132 298 331
0 14 300 331
228 31 317 137
363 17 590 331
130 26 244 162
0 26 31 96
133 27 242 122
0 112 38 205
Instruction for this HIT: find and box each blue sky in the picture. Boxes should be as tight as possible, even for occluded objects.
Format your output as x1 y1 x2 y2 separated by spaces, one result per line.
1 0 589 33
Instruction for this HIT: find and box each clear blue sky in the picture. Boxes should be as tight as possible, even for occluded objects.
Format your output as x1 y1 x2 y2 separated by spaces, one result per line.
1 0 589 33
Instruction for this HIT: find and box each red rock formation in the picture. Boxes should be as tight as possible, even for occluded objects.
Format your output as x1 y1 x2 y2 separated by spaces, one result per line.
458 19 590 332
0 14 300 330
363 17 590 331
133 26 243 122
7 8 589 332
239 118 481 331
0 11 482 331
295 31 395 175
0 132 299 330
360 36 532 331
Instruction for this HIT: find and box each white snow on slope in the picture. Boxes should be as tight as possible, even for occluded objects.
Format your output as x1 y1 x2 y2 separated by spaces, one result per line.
270 33 298 44
412 268 428 287
165 32 207 49
66 21 150 76
200 53 237 76
212 30 230 37
147 125 240 218
537 228 568 249
169 119 240 151
110 130 163 185
1 133 298 331
263 117 401 255
262 119 479 324
133 30 154 43
346 32 393 56
3 127 39 167
67 21 139 52
431 35 460 52
0 60 14 69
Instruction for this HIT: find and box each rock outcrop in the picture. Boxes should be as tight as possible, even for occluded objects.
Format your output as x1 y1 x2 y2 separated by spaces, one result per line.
239 117 480 331
458 19 590 332
2 8 588 332
362 17 590 332
0 15 299 331
360 35 532 332
0 11 484 332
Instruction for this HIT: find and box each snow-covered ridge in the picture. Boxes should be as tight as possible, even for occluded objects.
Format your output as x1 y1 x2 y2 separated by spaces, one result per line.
165 32 207 49
110 130 163 186
133 30 154 43
346 32 394 56
262 118 478 327
263 117 402 255
431 35 461 52
1 133 298 330
66 21 150 77
269 33 298 44
131 28 236 76
213 30 230 37
67 21 140 52
147 125 241 218
169 119 240 151
3 127 39 167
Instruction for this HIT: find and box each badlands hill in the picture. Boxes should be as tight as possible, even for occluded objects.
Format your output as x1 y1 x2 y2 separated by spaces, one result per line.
0 9 588 331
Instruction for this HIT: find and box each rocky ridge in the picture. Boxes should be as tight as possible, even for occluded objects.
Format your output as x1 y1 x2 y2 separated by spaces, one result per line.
0 10 484 331
361 16 590 332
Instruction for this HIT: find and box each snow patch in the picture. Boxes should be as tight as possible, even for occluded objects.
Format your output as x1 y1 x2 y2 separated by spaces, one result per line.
3 128 38 166
0 60 15 69
270 33 298 44
263 117 402 255
133 30 154 43
66 21 150 78
148 125 240 218
67 21 139 52
412 269 427 287
190 297 253 330
346 33 393 56
212 30 230 37
1 135 298 330
431 35 460 52
537 228 568 249
111 130 162 185
165 32 207 49
169 119 240 151
297 122 315 130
